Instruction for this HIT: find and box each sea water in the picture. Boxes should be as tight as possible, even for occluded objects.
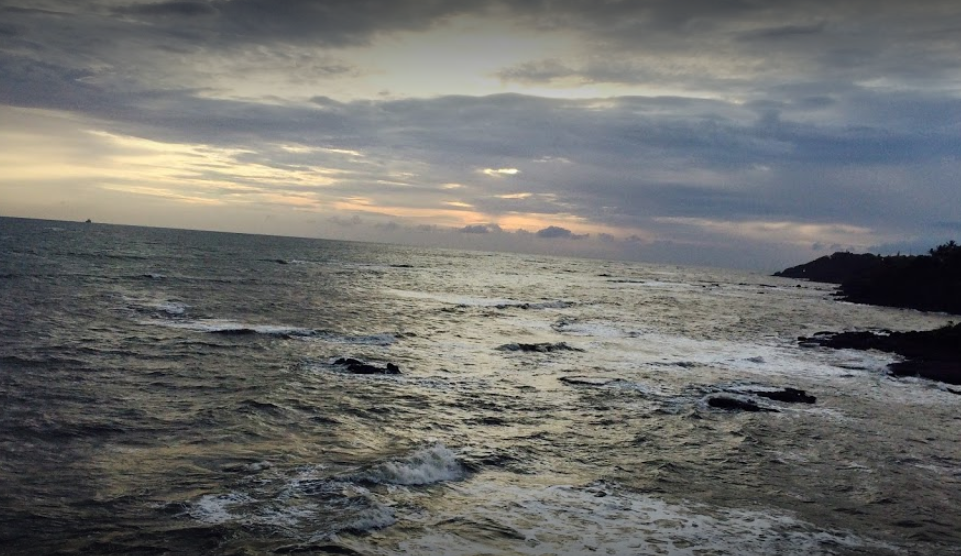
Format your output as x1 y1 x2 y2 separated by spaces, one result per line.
0 216 958 555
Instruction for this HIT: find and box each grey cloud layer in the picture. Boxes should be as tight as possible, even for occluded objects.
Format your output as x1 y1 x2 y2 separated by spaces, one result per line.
0 0 958 267
4 0 955 103
7 76 950 233
98 0 471 47
499 0 958 93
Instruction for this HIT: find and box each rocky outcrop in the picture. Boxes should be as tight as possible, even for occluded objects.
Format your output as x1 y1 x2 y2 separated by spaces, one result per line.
497 342 584 353
747 387 816 404
799 324 959 385
210 328 259 336
333 358 401 375
706 394 778 412
559 376 621 386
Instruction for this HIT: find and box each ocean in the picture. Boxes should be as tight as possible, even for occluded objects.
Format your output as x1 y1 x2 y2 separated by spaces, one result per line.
0 216 958 555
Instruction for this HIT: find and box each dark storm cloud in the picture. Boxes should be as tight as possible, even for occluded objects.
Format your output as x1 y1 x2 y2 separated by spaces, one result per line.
106 0 474 47
736 23 827 41
0 0 957 267
500 0 958 93
4 0 956 99
535 226 587 240
459 224 501 234
0 5 69 16
3 49 953 235
116 1 218 17
0 20 23 36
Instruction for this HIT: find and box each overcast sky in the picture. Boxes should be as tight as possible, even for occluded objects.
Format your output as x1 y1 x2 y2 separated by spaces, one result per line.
1 0 958 270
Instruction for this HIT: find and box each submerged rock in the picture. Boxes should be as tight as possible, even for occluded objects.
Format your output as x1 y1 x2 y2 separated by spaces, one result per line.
887 360 958 385
497 342 584 353
799 324 959 385
333 358 401 375
494 300 574 310
275 542 362 556
747 387 816 404
210 328 258 336
706 394 778 413
559 376 620 387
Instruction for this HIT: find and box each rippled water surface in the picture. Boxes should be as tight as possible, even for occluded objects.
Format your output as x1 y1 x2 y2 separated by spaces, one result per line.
0 217 958 555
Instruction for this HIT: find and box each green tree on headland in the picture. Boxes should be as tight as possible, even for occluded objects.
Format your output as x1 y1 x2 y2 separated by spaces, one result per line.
775 241 960 313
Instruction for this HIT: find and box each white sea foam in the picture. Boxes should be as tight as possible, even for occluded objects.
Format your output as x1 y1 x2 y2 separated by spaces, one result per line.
551 319 626 338
388 479 894 555
187 479 396 538
117 295 189 317
155 302 188 316
141 317 398 344
631 331 895 380
359 444 466 486
507 300 574 310
144 318 316 336
338 505 397 533
185 446 464 538
384 289 516 307
384 289 571 311
605 278 695 291
314 331 396 345
720 382 812 396
190 492 253 524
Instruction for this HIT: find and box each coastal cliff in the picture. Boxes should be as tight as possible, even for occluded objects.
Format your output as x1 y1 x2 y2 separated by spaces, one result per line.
774 242 959 314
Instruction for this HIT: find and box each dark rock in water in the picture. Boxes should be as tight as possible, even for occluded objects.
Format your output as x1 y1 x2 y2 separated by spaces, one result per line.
275 542 362 555
707 395 778 413
333 358 401 375
275 259 289 265
559 376 620 387
497 342 584 353
480 416 507 426
211 328 258 336
747 387 816 404
494 301 574 310
887 360 959 385
799 324 959 385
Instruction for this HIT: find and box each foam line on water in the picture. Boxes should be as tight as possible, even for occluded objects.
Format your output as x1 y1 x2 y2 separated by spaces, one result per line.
388 479 896 555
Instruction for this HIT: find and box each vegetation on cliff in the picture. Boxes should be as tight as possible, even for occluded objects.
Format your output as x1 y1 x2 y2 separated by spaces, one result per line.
775 242 959 313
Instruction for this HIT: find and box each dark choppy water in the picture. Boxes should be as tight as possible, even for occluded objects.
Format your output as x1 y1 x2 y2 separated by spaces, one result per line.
0 216 958 555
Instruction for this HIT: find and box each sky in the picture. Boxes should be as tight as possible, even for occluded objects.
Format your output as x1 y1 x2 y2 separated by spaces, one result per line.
0 0 958 270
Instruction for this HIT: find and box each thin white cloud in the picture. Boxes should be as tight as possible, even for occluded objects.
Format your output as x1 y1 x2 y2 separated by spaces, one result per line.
481 167 520 177
0 0 956 269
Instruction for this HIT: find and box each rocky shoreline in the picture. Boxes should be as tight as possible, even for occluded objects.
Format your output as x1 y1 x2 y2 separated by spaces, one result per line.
774 242 959 313
776 243 958 386
798 324 960 385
